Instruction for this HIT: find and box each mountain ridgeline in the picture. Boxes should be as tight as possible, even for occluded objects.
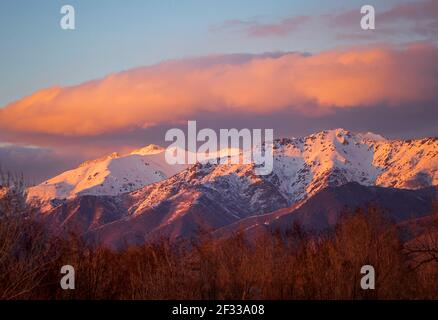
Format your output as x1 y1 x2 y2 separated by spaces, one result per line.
26 129 438 248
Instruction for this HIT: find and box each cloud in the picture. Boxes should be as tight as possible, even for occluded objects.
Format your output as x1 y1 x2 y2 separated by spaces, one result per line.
330 0 438 40
0 44 437 142
215 1 438 42
379 0 438 24
0 145 85 184
218 15 311 37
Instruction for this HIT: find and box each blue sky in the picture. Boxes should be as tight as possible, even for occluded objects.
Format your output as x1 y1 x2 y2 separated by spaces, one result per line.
0 0 406 107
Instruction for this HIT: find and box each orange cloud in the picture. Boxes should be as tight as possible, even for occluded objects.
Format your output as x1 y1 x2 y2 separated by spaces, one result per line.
0 44 437 137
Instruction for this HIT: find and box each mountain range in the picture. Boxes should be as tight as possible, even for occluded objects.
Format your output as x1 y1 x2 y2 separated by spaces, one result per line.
26 128 438 248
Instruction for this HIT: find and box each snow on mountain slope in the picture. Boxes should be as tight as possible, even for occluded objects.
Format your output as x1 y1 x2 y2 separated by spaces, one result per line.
265 129 437 202
38 129 437 247
106 130 436 240
30 129 437 208
27 144 187 203
121 128 437 240
373 138 438 189
26 143 242 207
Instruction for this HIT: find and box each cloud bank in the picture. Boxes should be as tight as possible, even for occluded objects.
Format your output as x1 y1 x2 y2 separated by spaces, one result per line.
0 145 84 184
0 44 437 140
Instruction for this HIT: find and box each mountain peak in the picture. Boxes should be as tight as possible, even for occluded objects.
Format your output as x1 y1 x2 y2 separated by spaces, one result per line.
309 128 386 143
27 143 184 204
358 131 387 142
27 129 436 210
130 144 165 155
332 128 350 135
78 152 120 168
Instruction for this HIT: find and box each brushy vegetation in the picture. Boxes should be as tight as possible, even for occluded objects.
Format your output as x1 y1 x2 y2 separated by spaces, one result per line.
0 168 437 300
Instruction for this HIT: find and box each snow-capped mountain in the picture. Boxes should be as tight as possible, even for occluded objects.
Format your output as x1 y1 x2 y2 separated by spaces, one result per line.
36 128 438 247
27 144 187 204
264 129 437 201
26 144 242 207
126 128 437 213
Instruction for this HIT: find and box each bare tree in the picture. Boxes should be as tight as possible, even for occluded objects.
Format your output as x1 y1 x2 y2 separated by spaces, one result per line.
0 166 27 217
0 166 54 299
404 206 438 269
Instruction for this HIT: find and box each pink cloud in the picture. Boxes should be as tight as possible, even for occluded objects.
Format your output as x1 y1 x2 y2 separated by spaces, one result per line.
221 16 311 37
0 44 437 139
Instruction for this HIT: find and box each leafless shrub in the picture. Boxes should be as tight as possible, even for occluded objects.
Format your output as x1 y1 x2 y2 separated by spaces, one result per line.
0 202 437 300
0 166 27 217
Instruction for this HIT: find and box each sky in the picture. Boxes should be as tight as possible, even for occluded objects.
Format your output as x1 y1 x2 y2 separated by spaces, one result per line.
0 0 437 182
0 0 417 106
